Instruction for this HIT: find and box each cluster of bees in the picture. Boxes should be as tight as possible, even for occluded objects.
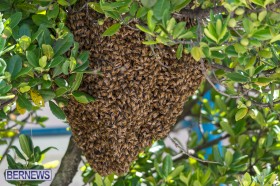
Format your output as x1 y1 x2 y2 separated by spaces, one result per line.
64 1 204 176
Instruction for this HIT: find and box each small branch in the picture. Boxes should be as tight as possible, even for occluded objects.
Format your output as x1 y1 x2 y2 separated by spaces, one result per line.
0 96 17 110
0 125 24 165
0 113 31 165
51 136 82 186
168 135 222 165
200 61 240 99
195 134 230 151
173 134 230 162
210 63 234 72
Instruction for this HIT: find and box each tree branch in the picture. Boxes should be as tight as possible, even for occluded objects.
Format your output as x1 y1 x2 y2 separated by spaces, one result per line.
174 6 226 20
173 2 280 20
0 95 17 110
173 134 230 162
0 112 31 165
51 136 82 186
168 135 222 165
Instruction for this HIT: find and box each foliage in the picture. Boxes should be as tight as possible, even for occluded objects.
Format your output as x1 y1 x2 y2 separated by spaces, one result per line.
6 134 57 185
0 0 280 186
0 0 93 149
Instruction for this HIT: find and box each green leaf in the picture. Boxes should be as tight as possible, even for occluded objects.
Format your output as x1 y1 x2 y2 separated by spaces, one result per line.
258 50 272 58
251 0 264 6
201 169 211 185
16 3 37 13
136 24 155 36
147 10 156 32
48 56 65 68
54 33 74 56
26 51 39 67
32 15 53 28
42 44 54 60
17 94 32 111
95 173 103 186
55 87 68 97
154 160 164 178
71 42 79 58
215 95 227 111
141 0 157 8
6 154 18 169
19 134 33 158
191 47 202 61
0 37 6 52
88 2 104 14
102 23 121 37
41 146 58 155
49 101 66 120
162 154 173 177
15 67 32 78
39 56 47 68
270 34 280 43
220 120 235 136
173 0 191 12
70 73 83 91
173 22 186 39
176 44 183 59
153 0 170 20
19 24 31 38
10 146 26 160
136 7 148 18
213 146 223 164
180 173 191 184
39 90 56 102
7 55 22 78
235 108 248 121
57 0 70 6
233 43 247 54
72 91 95 104
167 165 184 179
8 12 22 29
252 28 272 40
129 2 139 16
226 72 249 82
0 58 7 75
19 35 31 50
0 0 11 11
47 3 60 19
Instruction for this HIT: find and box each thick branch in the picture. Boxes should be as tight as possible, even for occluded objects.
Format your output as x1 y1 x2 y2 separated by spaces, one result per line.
174 2 280 20
51 136 82 186
174 6 226 20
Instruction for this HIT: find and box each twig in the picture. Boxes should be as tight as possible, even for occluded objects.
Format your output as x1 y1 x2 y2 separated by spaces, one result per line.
0 123 18 132
195 134 230 151
210 63 234 72
168 135 222 165
203 70 240 99
173 134 230 162
0 113 31 165
0 96 17 110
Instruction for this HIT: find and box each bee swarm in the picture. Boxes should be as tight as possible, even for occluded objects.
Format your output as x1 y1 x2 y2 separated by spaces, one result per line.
64 2 204 176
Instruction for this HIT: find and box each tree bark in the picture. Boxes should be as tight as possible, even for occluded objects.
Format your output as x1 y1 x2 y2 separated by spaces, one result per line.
51 136 82 186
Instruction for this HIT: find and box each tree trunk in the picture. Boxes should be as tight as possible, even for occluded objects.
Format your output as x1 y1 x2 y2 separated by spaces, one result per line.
51 136 82 186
